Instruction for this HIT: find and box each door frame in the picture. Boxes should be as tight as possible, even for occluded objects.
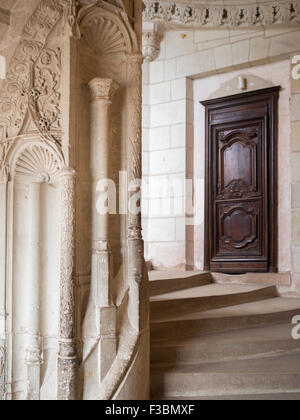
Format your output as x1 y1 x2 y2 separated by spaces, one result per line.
201 86 280 273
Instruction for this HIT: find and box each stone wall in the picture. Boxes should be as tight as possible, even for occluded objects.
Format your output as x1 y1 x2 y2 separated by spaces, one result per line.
142 24 300 286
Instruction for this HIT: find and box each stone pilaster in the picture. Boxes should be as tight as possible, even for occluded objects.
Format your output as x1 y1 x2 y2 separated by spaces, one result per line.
25 183 43 400
126 54 147 332
57 167 79 400
88 78 119 381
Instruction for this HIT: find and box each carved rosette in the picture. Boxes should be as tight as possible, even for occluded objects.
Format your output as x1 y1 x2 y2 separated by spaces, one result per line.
142 30 162 62
143 0 300 27
88 78 119 104
58 167 79 400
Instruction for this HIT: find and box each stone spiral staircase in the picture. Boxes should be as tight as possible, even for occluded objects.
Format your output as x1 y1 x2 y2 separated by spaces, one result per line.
149 271 300 400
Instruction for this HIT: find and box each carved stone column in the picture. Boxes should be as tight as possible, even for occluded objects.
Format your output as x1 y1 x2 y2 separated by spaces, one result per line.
25 183 43 400
126 54 145 332
0 172 7 400
88 78 119 381
57 167 79 400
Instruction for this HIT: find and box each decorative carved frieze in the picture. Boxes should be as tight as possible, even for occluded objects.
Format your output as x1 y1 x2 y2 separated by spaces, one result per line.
143 0 300 27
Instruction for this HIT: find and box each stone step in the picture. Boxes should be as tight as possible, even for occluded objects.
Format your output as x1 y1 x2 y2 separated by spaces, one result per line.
159 392 300 400
150 284 278 321
151 297 300 342
212 272 291 287
151 323 300 366
149 271 212 297
150 353 300 399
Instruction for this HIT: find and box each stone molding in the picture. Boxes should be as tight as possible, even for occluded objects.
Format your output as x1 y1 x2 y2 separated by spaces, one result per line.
143 0 300 27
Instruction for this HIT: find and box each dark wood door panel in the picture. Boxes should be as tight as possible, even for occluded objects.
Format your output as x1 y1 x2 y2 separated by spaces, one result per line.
215 122 262 200
202 87 280 274
215 200 263 257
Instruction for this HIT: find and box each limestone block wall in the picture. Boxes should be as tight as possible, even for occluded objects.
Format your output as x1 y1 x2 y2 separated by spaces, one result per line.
142 25 300 285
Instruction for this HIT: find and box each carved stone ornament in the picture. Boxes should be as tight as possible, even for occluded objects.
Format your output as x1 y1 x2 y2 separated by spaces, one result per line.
80 14 128 58
14 144 62 183
142 30 163 62
0 0 64 143
0 346 5 400
143 0 300 27
88 78 119 103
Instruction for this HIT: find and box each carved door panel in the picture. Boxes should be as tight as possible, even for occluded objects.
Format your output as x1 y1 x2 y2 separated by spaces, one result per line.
202 87 280 273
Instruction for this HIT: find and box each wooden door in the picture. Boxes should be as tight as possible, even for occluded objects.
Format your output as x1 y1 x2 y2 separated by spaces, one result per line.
201 87 280 273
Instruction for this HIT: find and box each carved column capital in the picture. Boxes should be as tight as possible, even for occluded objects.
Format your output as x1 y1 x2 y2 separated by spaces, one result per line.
142 30 163 62
88 78 119 104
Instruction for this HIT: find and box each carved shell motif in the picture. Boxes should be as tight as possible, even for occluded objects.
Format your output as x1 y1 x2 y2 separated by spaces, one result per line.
81 16 127 57
14 144 62 183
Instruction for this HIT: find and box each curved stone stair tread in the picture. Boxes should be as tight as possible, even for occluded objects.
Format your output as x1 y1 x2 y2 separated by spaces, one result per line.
149 271 212 297
150 297 300 342
151 283 276 302
150 323 300 366
149 270 209 281
159 392 300 400
152 353 300 374
151 297 300 324
152 323 297 348
150 283 278 321
151 353 300 398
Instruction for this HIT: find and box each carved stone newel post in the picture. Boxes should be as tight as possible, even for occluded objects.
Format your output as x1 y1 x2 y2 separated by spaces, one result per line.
126 54 145 331
58 167 79 400
88 78 119 381
0 169 7 400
